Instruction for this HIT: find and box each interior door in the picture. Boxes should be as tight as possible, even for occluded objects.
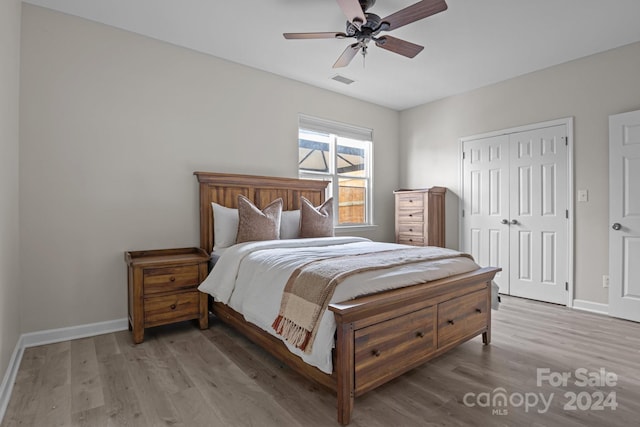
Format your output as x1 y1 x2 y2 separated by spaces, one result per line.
461 135 510 294
508 126 568 304
461 122 570 305
609 110 640 322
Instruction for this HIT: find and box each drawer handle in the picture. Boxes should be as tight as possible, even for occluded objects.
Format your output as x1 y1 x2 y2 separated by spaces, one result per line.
416 331 425 338
475 308 482 313
372 349 381 357
409 199 413 203
447 319 455 325
409 239 413 242
409 214 413 217
170 304 177 310
409 228 413 232
170 276 176 282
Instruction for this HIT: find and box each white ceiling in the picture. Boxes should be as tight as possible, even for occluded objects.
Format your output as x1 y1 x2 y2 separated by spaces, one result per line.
23 0 640 111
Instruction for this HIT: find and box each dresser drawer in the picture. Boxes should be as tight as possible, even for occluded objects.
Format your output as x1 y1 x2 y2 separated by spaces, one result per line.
354 306 436 393
398 235 425 246
144 291 200 327
437 289 488 349
397 209 424 222
397 223 424 235
143 265 199 295
396 193 424 208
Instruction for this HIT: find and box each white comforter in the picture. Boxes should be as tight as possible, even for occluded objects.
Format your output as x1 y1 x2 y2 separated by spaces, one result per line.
198 237 481 373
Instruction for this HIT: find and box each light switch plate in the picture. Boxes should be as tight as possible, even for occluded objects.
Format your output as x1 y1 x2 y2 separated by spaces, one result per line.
577 189 589 202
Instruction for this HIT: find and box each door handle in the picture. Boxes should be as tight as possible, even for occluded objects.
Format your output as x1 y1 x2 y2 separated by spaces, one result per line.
612 223 622 231
501 219 509 224
510 219 519 225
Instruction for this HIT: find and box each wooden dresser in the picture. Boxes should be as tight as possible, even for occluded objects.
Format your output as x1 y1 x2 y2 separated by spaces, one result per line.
125 247 210 343
394 187 446 247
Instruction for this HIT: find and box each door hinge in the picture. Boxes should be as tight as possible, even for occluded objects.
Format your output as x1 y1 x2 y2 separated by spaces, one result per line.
563 136 568 146
462 209 465 217
565 209 569 219
462 151 466 159
565 282 569 291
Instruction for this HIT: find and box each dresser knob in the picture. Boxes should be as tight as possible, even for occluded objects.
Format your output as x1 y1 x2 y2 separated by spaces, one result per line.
409 214 413 217
372 349 381 357
448 320 455 325
475 308 482 313
409 228 413 232
416 331 425 338
170 304 177 310
170 276 176 282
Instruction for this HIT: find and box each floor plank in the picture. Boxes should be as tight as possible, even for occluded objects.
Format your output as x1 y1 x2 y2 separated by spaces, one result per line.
2 296 639 426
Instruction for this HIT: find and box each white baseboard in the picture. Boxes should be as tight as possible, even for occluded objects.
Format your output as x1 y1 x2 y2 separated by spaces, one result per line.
0 335 24 424
21 318 128 348
0 318 128 423
572 299 609 315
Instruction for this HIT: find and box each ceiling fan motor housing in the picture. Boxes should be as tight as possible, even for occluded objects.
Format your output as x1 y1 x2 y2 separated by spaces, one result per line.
346 13 383 37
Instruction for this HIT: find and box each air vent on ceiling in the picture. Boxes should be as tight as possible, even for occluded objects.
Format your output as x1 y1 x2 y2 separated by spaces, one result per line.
331 74 355 85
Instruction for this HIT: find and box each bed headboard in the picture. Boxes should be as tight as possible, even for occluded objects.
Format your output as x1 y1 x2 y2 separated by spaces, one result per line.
194 172 329 254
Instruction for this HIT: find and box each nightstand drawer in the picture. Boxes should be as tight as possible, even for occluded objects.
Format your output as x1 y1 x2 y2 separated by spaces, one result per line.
144 292 200 327
143 265 199 295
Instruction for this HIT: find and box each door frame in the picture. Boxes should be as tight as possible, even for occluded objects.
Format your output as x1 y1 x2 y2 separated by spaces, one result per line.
458 117 575 307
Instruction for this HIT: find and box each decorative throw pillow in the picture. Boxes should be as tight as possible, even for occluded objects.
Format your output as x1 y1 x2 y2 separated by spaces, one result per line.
300 197 334 238
212 203 239 250
280 210 301 239
236 195 283 244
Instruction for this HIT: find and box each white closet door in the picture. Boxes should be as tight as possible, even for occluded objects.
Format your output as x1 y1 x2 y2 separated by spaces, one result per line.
462 135 510 294
508 125 568 304
609 110 640 322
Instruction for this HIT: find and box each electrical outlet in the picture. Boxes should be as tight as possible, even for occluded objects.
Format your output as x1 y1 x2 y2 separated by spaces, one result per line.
603 275 609 288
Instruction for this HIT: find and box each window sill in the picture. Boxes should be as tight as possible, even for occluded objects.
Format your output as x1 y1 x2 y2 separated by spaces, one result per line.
334 224 378 232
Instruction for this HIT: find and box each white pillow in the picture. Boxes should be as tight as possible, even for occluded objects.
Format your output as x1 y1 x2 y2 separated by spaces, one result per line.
280 210 301 239
212 203 239 250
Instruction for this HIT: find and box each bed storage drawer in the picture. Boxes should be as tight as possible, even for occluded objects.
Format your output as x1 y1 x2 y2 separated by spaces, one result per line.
437 289 487 349
144 291 200 327
354 306 436 393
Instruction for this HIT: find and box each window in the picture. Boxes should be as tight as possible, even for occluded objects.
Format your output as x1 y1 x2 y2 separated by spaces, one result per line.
298 114 373 226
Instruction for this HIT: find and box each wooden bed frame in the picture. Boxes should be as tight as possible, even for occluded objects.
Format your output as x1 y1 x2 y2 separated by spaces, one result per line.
195 171 500 425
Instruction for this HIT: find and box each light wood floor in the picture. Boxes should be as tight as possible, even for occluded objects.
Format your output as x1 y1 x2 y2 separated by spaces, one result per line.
2 296 639 426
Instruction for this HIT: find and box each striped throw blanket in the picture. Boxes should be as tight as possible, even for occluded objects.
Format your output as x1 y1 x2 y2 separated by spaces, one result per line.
272 247 473 353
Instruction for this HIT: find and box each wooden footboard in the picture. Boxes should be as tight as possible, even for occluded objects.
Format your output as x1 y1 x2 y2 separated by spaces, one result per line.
330 266 499 424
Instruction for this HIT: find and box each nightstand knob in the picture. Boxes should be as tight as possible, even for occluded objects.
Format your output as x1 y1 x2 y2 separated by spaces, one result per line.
448 319 455 325
372 349 381 357
170 276 176 282
475 308 482 313
170 304 177 310
416 331 425 338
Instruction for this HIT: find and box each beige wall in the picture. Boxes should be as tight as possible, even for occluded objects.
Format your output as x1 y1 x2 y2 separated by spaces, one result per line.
400 41 640 304
19 5 399 333
0 0 22 383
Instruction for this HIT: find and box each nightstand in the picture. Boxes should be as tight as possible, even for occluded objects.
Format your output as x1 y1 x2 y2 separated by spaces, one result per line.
125 247 210 344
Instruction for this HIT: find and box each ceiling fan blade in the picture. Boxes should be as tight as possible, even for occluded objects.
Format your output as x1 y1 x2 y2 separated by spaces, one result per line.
375 35 424 58
336 0 367 28
284 32 347 40
333 43 360 68
381 0 447 31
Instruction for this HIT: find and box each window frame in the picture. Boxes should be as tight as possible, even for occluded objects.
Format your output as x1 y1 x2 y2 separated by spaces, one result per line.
298 114 374 228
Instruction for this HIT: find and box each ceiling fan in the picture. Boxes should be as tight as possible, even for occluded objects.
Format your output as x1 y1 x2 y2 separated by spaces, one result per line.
283 0 448 68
